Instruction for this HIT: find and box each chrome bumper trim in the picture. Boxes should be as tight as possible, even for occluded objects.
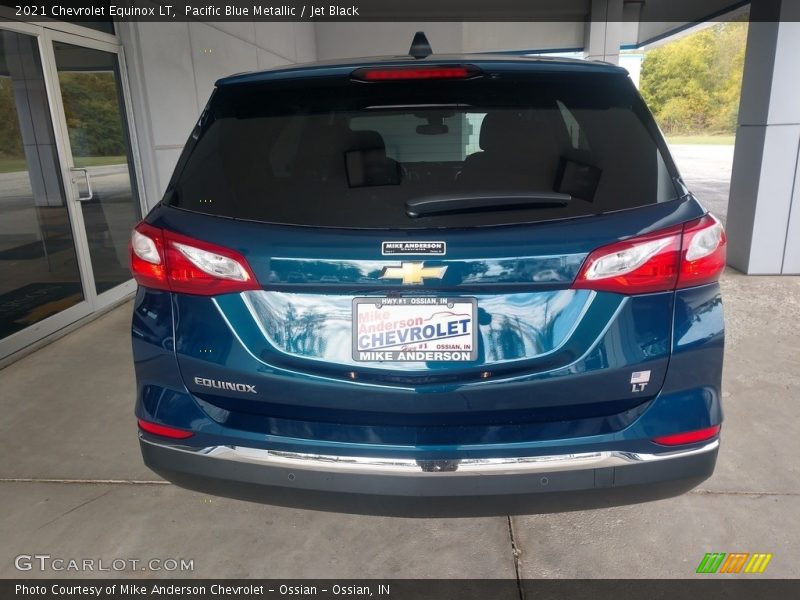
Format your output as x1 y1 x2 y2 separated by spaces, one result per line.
140 436 719 477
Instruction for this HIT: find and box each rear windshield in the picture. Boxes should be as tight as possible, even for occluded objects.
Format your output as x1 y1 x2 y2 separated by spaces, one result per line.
167 69 680 228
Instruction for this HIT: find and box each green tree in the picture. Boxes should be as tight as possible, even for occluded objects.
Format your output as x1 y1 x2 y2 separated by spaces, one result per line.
640 21 748 135
0 78 24 159
58 71 126 157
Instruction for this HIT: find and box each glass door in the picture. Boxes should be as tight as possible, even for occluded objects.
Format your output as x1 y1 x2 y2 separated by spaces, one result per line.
0 23 145 360
0 26 90 354
45 31 142 302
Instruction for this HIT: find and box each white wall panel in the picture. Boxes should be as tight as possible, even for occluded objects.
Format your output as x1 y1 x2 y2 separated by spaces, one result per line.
124 19 316 204
188 22 259 108
257 48 290 70
133 22 199 148
315 23 464 59
209 21 257 45
154 147 183 196
255 22 298 61
293 23 317 63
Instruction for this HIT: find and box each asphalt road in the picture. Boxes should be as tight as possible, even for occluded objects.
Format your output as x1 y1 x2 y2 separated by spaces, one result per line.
669 144 734 224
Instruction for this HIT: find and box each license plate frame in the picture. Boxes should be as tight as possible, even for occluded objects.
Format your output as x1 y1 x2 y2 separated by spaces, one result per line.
352 297 478 362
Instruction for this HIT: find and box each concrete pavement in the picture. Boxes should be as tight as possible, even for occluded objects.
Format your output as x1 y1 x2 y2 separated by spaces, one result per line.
0 306 518 580
1 269 798 580
513 272 800 578
0 482 515 579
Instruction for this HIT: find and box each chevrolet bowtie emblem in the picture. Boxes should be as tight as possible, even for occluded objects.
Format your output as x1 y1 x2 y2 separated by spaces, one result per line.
379 262 448 285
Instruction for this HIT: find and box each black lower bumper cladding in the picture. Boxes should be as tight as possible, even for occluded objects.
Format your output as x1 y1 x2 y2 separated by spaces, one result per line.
141 437 718 517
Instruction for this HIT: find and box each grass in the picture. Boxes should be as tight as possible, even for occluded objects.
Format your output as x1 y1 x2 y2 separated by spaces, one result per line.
0 155 126 174
666 133 736 146
0 158 28 174
73 155 126 168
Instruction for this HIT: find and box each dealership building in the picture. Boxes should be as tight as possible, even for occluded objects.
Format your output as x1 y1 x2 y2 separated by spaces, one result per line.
0 0 798 362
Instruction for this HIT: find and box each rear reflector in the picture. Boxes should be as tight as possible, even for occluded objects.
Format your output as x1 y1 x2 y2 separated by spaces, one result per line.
653 425 720 446
573 213 726 295
129 222 260 296
352 65 480 82
137 418 194 439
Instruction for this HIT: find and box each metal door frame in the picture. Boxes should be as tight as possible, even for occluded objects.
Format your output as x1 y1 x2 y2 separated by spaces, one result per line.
0 20 146 360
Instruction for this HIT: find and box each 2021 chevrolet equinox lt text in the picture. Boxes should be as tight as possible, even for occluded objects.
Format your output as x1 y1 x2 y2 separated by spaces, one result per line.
130 36 725 515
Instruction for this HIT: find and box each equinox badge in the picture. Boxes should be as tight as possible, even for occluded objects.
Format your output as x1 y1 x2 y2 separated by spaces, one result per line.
194 377 257 394
379 262 447 285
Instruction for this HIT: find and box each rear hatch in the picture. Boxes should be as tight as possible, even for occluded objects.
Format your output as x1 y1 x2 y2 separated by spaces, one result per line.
151 61 705 433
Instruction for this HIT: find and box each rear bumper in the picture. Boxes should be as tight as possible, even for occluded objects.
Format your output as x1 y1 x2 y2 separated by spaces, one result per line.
141 435 718 516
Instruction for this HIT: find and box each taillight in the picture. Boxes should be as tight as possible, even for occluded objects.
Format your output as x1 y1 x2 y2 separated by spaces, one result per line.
129 223 166 290
573 214 726 295
653 425 721 446
351 65 480 82
573 226 682 294
162 229 259 295
129 222 259 295
678 215 727 288
137 418 194 439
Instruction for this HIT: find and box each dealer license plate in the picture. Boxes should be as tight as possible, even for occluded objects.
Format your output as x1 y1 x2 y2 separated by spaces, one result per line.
352 297 478 362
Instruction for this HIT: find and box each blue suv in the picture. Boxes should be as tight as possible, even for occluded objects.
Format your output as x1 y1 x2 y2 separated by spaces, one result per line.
130 36 725 515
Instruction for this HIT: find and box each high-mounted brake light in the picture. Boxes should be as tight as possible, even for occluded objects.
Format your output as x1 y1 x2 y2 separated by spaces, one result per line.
351 65 480 82
653 425 720 446
137 418 194 439
573 214 726 295
129 222 259 296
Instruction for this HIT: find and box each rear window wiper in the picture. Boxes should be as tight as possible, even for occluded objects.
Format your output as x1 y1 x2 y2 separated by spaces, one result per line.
405 191 571 218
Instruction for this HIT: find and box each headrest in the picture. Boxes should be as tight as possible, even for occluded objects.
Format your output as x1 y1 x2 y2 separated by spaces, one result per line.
479 111 534 152
348 130 386 152
344 130 397 186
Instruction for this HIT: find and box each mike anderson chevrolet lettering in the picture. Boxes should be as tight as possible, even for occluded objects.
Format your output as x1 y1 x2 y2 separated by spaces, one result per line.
381 241 446 255
353 297 477 362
